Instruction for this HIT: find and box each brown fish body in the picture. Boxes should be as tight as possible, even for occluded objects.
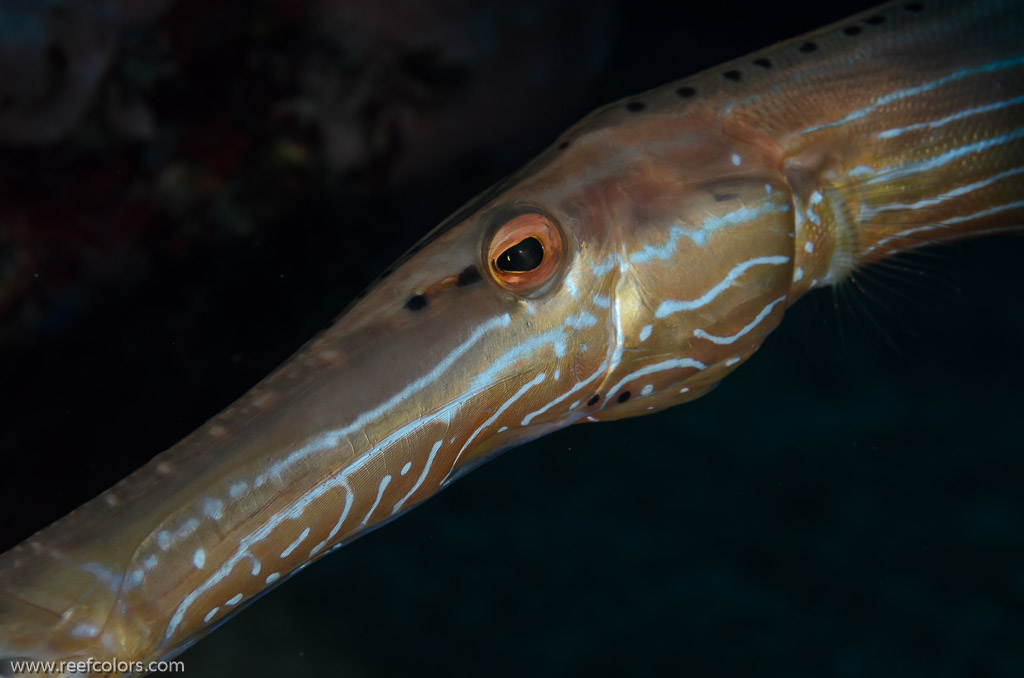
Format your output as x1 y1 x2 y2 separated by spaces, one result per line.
1 0 1022 675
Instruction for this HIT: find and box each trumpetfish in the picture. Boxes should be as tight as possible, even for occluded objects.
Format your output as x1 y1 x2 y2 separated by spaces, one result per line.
2 0 1023 675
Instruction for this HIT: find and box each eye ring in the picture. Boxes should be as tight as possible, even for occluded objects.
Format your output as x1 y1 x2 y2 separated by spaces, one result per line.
486 212 564 294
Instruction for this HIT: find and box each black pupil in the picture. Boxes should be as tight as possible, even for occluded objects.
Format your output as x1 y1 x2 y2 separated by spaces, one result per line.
495 237 544 273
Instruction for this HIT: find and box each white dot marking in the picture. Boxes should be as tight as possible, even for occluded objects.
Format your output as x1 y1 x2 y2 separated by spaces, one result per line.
126 569 144 588
203 497 224 520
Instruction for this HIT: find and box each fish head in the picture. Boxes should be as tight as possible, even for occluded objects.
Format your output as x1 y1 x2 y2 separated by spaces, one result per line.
328 108 799 483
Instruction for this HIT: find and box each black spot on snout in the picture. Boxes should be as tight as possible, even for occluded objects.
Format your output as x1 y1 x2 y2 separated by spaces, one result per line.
625 101 646 112
675 86 696 98
617 391 631 404
843 25 862 36
723 69 742 82
455 265 482 287
557 140 570 150
753 58 772 69
865 14 886 25
405 294 428 311
587 394 600 406
798 41 818 53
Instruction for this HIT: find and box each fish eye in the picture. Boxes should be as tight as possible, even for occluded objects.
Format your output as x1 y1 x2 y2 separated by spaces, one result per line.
486 212 564 293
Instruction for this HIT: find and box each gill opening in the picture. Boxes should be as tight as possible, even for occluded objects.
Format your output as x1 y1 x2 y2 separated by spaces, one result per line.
591 230 633 409
821 185 859 284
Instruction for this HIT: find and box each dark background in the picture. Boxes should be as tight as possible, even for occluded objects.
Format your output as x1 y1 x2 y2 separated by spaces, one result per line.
2 1 1022 677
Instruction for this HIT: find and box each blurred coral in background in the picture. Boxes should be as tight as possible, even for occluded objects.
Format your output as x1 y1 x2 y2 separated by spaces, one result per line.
0 0 172 145
0 0 611 345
